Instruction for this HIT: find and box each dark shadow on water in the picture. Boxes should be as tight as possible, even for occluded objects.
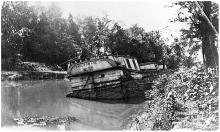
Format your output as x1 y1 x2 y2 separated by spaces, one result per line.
66 94 149 104
92 97 148 104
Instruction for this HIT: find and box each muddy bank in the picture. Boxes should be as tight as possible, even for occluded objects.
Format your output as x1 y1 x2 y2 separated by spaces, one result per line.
12 116 77 130
1 71 66 81
1 62 66 81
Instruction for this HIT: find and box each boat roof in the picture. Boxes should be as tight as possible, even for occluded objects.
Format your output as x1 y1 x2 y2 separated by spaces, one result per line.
93 54 137 59
62 54 138 65
139 62 157 66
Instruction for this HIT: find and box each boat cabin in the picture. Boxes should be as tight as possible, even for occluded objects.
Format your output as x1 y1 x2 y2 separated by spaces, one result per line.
104 55 140 71
67 55 140 76
140 62 157 70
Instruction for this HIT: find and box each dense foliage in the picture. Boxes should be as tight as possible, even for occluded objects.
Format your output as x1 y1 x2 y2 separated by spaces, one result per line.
152 67 218 130
1 1 166 70
171 1 219 67
1 2 78 70
128 67 218 130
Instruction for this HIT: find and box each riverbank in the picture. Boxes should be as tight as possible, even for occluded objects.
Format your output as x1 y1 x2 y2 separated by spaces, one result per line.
1 62 67 81
126 67 219 130
1 71 67 81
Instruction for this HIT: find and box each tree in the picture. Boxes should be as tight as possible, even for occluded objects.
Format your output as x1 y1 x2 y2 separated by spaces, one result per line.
1 1 79 70
1 1 35 69
67 14 81 45
107 23 166 63
172 1 218 68
144 31 166 63
94 16 111 56
77 16 97 54
107 23 130 55
127 24 145 40
77 16 112 56
166 38 186 69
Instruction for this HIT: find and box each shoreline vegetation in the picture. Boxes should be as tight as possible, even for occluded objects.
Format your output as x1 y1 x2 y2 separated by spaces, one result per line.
125 67 218 130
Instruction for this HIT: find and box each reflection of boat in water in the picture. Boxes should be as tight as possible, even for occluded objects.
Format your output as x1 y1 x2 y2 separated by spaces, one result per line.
65 55 152 99
66 98 141 130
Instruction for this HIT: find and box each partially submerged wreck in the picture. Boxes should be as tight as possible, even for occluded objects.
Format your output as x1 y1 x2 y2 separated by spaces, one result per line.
66 55 152 99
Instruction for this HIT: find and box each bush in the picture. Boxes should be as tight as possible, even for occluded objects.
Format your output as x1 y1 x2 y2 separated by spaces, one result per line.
151 66 219 130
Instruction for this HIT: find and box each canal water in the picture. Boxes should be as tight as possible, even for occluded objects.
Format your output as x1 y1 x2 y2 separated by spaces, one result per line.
1 80 146 130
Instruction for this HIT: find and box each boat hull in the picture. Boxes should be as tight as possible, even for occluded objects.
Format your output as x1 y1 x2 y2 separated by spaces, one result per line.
66 79 152 99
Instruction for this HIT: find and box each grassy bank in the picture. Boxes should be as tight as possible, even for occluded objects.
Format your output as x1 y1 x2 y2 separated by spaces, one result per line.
126 67 218 130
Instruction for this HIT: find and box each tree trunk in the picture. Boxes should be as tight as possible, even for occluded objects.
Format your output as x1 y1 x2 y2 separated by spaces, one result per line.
201 1 218 67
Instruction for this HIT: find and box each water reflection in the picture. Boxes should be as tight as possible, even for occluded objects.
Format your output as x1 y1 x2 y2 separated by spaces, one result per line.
1 80 144 130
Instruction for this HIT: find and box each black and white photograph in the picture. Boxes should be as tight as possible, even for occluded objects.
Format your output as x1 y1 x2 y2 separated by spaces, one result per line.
1 0 219 130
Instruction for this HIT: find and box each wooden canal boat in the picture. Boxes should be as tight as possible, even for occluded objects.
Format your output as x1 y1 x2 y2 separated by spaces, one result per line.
65 55 153 99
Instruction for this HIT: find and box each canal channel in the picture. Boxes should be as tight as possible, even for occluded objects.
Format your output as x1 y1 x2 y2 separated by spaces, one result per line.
1 79 147 130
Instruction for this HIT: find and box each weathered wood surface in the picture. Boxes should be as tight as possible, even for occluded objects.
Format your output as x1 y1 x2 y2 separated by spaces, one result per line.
68 59 117 76
66 79 152 99
67 55 141 77
69 70 122 89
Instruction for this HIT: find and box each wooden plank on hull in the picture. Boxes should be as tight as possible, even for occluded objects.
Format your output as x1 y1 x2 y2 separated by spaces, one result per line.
69 70 122 88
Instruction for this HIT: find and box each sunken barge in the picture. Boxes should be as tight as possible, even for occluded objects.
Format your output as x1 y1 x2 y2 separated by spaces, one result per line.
66 55 153 99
